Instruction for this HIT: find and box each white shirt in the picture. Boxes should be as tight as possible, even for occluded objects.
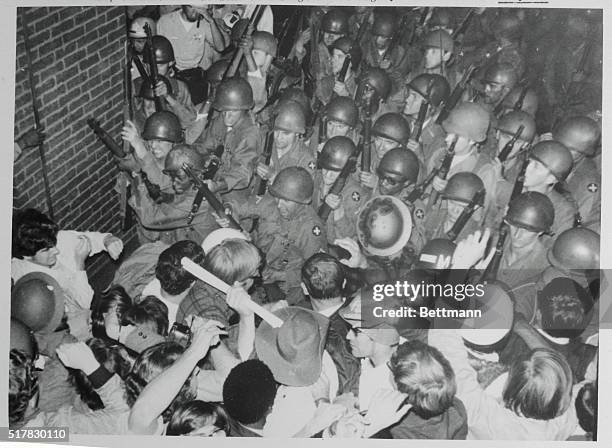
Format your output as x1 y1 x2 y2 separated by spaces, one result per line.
141 278 179 325
358 359 394 412
12 230 110 312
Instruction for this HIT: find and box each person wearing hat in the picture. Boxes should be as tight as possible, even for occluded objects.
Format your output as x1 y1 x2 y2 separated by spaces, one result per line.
256 100 315 186
255 306 340 437
12 208 124 314
193 77 261 204
240 30 278 113
339 291 400 413
412 29 459 88
217 166 327 304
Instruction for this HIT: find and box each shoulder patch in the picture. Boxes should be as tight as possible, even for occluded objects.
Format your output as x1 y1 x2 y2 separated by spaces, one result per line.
415 209 425 220
587 183 598 193
312 225 322 236
308 161 317 170
351 191 361 202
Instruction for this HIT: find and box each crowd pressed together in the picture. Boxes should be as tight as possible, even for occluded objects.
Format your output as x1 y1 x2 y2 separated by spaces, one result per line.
9 4 601 441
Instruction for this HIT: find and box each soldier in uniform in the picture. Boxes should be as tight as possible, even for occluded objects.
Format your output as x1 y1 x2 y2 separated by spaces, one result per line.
494 192 555 290
256 100 315 186
362 11 410 96
426 102 497 219
354 67 395 124
488 12 526 79
129 144 220 245
193 77 262 205
292 9 350 105
476 63 519 119
400 73 450 164
315 96 361 156
312 136 367 243
552 116 601 232
219 167 327 304
241 30 278 113
359 113 411 190
489 110 536 180
422 172 486 243
128 16 157 82
329 37 359 99
411 29 458 88
137 35 197 128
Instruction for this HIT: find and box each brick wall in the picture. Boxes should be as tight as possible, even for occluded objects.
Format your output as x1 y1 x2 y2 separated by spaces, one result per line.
13 6 137 280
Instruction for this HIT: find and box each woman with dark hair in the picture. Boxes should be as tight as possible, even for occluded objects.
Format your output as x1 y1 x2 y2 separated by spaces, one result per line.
166 400 229 436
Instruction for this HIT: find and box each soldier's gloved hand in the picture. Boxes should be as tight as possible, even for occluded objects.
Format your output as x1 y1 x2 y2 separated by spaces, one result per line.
334 81 349 96
325 193 342 210
212 211 231 228
257 163 274 180
17 127 45 149
104 235 124 260
154 80 169 98
406 139 420 153
359 171 377 189
432 175 448 192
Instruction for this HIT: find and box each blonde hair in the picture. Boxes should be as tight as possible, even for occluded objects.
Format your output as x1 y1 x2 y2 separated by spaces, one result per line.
205 239 261 284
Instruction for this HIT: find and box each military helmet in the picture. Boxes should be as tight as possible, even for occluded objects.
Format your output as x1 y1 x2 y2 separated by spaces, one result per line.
213 77 254 111
142 111 183 143
496 111 537 143
360 67 392 100
442 102 490 142
324 96 359 128
553 116 601 157
10 318 36 360
414 238 457 270
269 167 314 204
318 136 356 171
206 59 231 85
442 172 485 204
408 74 451 108
166 144 206 172
484 63 518 91
530 141 574 182
321 9 349 35
11 272 66 334
422 29 454 53
376 147 420 184
372 113 411 146
502 86 539 117
357 195 413 257
371 11 396 38
330 37 362 69
492 13 523 40
429 8 455 31
548 227 600 271
505 191 555 233
129 16 157 39
252 31 278 56
274 100 306 134
143 35 175 64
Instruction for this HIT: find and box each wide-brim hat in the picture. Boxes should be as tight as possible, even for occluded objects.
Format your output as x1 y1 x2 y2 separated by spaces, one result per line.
11 272 66 334
255 307 329 387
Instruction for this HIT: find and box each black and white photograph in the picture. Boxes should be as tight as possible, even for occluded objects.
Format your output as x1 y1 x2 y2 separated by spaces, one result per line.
4 1 605 443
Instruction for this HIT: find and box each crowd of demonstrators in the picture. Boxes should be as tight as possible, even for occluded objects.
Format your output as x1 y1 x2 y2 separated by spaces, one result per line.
10 4 601 440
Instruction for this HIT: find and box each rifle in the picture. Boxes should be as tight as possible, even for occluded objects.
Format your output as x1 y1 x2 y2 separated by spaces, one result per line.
407 7 431 47
255 130 275 196
303 9 321 100
446 189 485 241
337 13 370 80
513 85 530 112
436 65 476 124
360 97 373 172
382 15 410 63
87 118 126 158
318 143 363 221
480 222 508 282
224 5 265 79
509 151 530 201
143 23 165 112
497 124 525 163
122 27 135 230
451 9 475 41
139 170 174 204
405 170 437 204
410 79 435 142
182 163 243 230
428 135 458 207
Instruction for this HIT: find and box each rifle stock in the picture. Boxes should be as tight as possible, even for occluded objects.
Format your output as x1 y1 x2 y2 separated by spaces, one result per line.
480 223 508 281
139 170 174 204
256 131 275 196
446 189 484 241
428 135 458 206
225 5 266 79
144 23 165 112
410 79 435 142
182 163 243 230
436 65 476 125
87 118 126 158
497 124 524 163
360 98 373 172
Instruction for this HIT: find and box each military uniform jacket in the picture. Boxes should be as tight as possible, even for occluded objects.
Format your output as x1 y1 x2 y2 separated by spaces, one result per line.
194 113 262 202
269 139 316 178
566 157 600 230
312 171 367 243
133 76 196 129
495 238 549 290
233 195 327 289
129 182 219 245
